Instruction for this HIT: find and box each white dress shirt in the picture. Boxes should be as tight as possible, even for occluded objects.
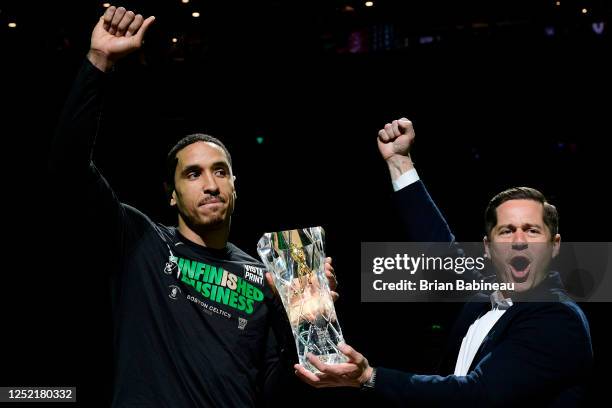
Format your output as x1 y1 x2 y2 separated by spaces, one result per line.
453 292 513 376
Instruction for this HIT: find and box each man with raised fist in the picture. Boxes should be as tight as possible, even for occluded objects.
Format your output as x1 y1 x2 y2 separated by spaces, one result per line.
50 5 337 407
293 118 593 407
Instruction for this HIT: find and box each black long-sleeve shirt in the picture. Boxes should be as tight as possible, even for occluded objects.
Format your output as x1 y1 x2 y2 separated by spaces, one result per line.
50 59 293 408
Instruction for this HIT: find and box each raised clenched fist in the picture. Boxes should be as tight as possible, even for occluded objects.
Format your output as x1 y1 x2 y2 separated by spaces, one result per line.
87 5 155 72
377 118 415 161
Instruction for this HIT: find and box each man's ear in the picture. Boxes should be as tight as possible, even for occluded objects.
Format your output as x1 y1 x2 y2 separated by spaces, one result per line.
552 233 561 258
163 181 177 207
232 175 237 200
483 235 491 259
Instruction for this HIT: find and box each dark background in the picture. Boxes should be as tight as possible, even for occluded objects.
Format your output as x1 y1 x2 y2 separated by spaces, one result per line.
3 0 611 406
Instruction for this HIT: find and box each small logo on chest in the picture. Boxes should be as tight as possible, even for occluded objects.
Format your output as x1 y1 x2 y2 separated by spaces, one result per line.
243 265 264 285
168 285 182 300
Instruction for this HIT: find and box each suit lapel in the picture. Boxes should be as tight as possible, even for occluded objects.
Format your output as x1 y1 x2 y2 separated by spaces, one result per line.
468 304 521 372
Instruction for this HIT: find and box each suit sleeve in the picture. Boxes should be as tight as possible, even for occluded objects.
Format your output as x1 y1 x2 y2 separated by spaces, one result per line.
393 180 455 243
373 303 593 407
393 179 488 291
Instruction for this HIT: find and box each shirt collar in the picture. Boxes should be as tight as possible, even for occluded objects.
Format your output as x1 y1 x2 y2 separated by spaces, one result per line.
490 290 513 310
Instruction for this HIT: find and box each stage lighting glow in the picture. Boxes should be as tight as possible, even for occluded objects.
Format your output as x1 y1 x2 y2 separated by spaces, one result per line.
545 26 555 36
172 38 178 43
582 8 588 14
103 3 110 7
182 0 190 3
192 12 200 18
365 1 374 7
592 22 605 34
555 1 560 6
8 22 17 28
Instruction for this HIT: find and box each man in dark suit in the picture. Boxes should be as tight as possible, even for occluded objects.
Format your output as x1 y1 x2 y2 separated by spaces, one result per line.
293 119 593 406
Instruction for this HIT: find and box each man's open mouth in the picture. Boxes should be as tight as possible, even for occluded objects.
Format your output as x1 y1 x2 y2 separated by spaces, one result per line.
509 255 531 282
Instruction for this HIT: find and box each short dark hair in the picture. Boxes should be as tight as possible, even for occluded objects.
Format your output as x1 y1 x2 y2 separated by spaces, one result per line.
484 187 559 240
164 133 232 198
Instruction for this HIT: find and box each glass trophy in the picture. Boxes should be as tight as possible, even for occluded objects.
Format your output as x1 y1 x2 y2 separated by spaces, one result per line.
257 227 347 372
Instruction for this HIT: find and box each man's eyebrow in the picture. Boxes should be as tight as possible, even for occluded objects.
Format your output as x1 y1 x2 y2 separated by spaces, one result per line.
522 223 543 229
181 162 229 174
496 223 544 230
180 164 202 175
496 224 514 230
210 161 230 168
